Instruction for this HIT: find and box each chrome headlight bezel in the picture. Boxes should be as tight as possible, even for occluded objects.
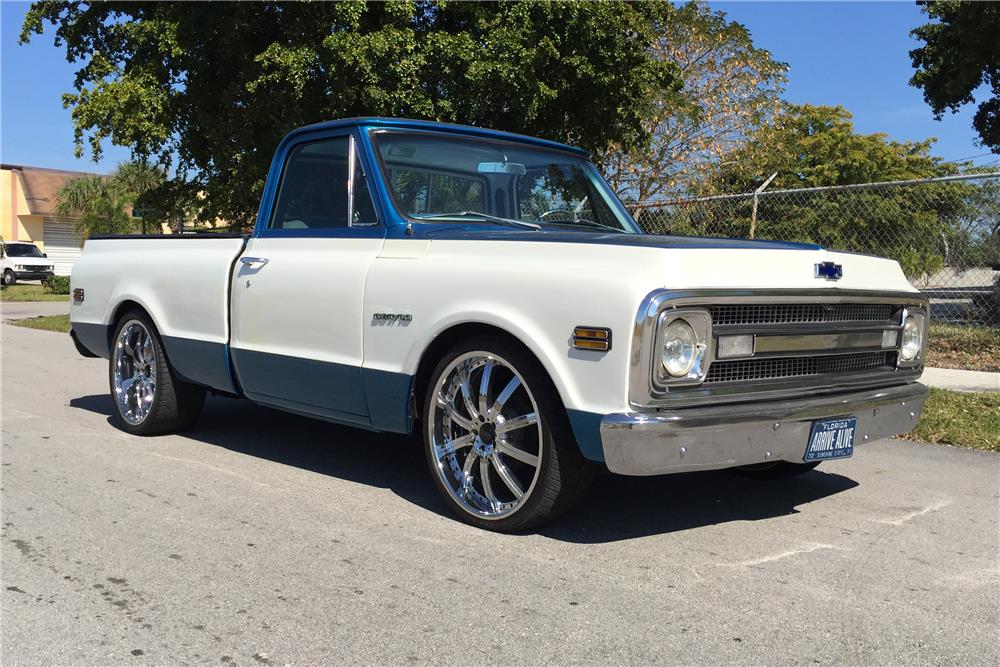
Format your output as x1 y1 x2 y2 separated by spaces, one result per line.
652 309 712 389
897 308 926 367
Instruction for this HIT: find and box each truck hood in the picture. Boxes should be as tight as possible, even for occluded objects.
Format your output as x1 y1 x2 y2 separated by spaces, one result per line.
423 230 917 294
421 227 822 251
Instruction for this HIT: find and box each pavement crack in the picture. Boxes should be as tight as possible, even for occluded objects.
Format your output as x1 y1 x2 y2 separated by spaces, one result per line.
873 499 952 526
718 542 843 568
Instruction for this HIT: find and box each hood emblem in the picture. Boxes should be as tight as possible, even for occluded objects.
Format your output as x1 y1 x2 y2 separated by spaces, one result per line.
815 262 843 281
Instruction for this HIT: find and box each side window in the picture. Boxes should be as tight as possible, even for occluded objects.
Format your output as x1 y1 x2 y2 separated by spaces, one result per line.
351 150 379 226
270 137 350 230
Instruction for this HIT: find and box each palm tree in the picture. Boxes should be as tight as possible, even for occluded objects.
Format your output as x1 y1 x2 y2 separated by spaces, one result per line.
56 162 168 241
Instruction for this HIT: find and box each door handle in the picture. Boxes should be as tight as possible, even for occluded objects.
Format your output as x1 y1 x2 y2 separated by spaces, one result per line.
240 256 269 267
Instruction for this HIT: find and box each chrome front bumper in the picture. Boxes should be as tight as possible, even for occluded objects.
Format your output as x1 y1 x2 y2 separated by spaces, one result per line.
600 383 928 475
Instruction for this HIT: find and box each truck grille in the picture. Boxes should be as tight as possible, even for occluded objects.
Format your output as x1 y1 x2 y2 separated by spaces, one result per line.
709 303 897 327
706 351 894 384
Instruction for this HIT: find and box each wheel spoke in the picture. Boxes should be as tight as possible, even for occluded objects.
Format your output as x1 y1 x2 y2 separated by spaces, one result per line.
489 376 521 418
478 360 494 418
461 451 478 497
439 394 476 432
457 365 480 421
492 456 524 499
119 377 136 395
434 433 475 461
480 457 497 510
141 336 154 364
497 412 537 434
496 440 539 467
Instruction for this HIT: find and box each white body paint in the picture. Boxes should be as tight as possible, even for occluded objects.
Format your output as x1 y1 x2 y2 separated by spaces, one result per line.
71 233 917 418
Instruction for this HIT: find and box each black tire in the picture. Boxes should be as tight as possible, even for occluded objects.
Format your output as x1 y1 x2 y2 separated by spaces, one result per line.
3 270 15 287
730 461 820 480
109 309 206 436
421 334 592 532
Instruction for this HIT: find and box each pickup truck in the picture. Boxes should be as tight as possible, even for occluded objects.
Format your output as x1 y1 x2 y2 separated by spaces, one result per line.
69 117 929 531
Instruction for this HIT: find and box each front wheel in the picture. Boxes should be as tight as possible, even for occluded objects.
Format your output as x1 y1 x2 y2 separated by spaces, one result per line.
109 310 206 435
422 336 591 531
2 270 15 287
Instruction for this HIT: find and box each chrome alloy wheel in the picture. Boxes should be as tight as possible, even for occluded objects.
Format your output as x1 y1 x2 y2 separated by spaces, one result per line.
428 352 543 520
113 320 157 425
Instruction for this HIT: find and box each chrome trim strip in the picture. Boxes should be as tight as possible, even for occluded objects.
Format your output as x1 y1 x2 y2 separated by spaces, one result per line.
603 382 928 475
629 289 928 409
752 331 886 355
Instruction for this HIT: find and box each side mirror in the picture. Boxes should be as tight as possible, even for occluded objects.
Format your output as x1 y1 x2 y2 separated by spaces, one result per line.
43 253 48 258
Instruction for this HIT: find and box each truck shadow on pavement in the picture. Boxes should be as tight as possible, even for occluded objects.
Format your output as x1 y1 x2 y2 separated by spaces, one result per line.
70 393 859 543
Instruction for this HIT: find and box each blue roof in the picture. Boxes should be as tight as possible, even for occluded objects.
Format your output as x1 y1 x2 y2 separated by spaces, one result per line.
281 117 590 157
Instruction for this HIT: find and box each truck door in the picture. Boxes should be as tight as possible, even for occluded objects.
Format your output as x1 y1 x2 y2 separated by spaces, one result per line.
230 131 384 425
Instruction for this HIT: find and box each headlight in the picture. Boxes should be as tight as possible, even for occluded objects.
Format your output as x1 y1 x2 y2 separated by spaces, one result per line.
899 312 925 363
654 309 711 386
661 319 697 377
16 264 27 270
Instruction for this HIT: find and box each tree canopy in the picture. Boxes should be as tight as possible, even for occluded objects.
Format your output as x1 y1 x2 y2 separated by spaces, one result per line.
657 104 966 276
603 1 787 203
909 0 1000 153
22 0 678 228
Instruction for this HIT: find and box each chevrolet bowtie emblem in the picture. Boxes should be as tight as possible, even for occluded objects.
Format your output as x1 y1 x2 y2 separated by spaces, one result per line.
815 262 843 281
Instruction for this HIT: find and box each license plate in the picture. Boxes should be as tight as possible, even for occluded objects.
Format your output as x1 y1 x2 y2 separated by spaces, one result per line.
804 416 857 461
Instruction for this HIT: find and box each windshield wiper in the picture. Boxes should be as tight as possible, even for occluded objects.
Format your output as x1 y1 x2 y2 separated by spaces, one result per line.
414 211 541 231
541 218 628 233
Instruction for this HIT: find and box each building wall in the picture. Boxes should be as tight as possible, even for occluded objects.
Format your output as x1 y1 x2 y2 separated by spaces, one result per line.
1 168 46 250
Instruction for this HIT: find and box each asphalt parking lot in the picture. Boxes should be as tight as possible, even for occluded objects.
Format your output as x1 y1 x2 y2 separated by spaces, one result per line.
2 322 998 665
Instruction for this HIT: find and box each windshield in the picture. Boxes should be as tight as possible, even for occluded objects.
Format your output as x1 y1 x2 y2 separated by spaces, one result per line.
4 244 43 258
372 132 638 233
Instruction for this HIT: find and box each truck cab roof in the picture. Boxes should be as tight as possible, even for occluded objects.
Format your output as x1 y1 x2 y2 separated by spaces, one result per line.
280 117 590 158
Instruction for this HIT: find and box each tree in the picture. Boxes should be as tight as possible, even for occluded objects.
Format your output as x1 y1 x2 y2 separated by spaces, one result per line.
909 1 1000 153
22 1 678 229
56 162 167 241
713 104 955 191
602 1 787 203
661 104 967 276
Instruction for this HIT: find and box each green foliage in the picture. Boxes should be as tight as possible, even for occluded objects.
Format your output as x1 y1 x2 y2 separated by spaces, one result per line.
678 103 968 276
43 275 71 294
906 388 1000 451
603 1 788 202
22 1 678 229
9 314 72 333
55 161 191 239
910 1 1000 152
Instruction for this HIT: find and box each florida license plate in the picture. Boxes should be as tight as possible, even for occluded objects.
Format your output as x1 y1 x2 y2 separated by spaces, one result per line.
804 417 857 461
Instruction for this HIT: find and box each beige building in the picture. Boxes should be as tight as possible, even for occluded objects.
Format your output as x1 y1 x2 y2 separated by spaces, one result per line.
1 164 96 276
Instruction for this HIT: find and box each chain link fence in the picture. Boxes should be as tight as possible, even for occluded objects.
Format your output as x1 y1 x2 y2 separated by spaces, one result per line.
631 173 1000 327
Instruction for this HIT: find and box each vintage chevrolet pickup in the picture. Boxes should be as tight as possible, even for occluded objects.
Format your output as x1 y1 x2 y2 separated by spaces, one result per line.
70 118 929 530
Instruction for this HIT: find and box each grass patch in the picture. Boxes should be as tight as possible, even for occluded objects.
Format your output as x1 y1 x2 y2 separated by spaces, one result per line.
926 323 1000 372
902 387 1000 452
9 314 71 333
0 284 70 302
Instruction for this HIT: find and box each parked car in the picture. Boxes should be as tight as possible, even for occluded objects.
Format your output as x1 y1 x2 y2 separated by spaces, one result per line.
1 240 55 286
68 118 929 531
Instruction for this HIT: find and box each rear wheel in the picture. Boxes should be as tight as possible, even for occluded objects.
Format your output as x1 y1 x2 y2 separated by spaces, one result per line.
422 336 591 531
731 461 820 479
109 310 205 435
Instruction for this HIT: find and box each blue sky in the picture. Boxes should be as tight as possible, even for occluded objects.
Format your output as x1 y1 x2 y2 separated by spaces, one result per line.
1 1 995 175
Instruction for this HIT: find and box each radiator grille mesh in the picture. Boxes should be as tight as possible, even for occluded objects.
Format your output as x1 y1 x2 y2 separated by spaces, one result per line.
706 352 892 384
709 303 896 327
